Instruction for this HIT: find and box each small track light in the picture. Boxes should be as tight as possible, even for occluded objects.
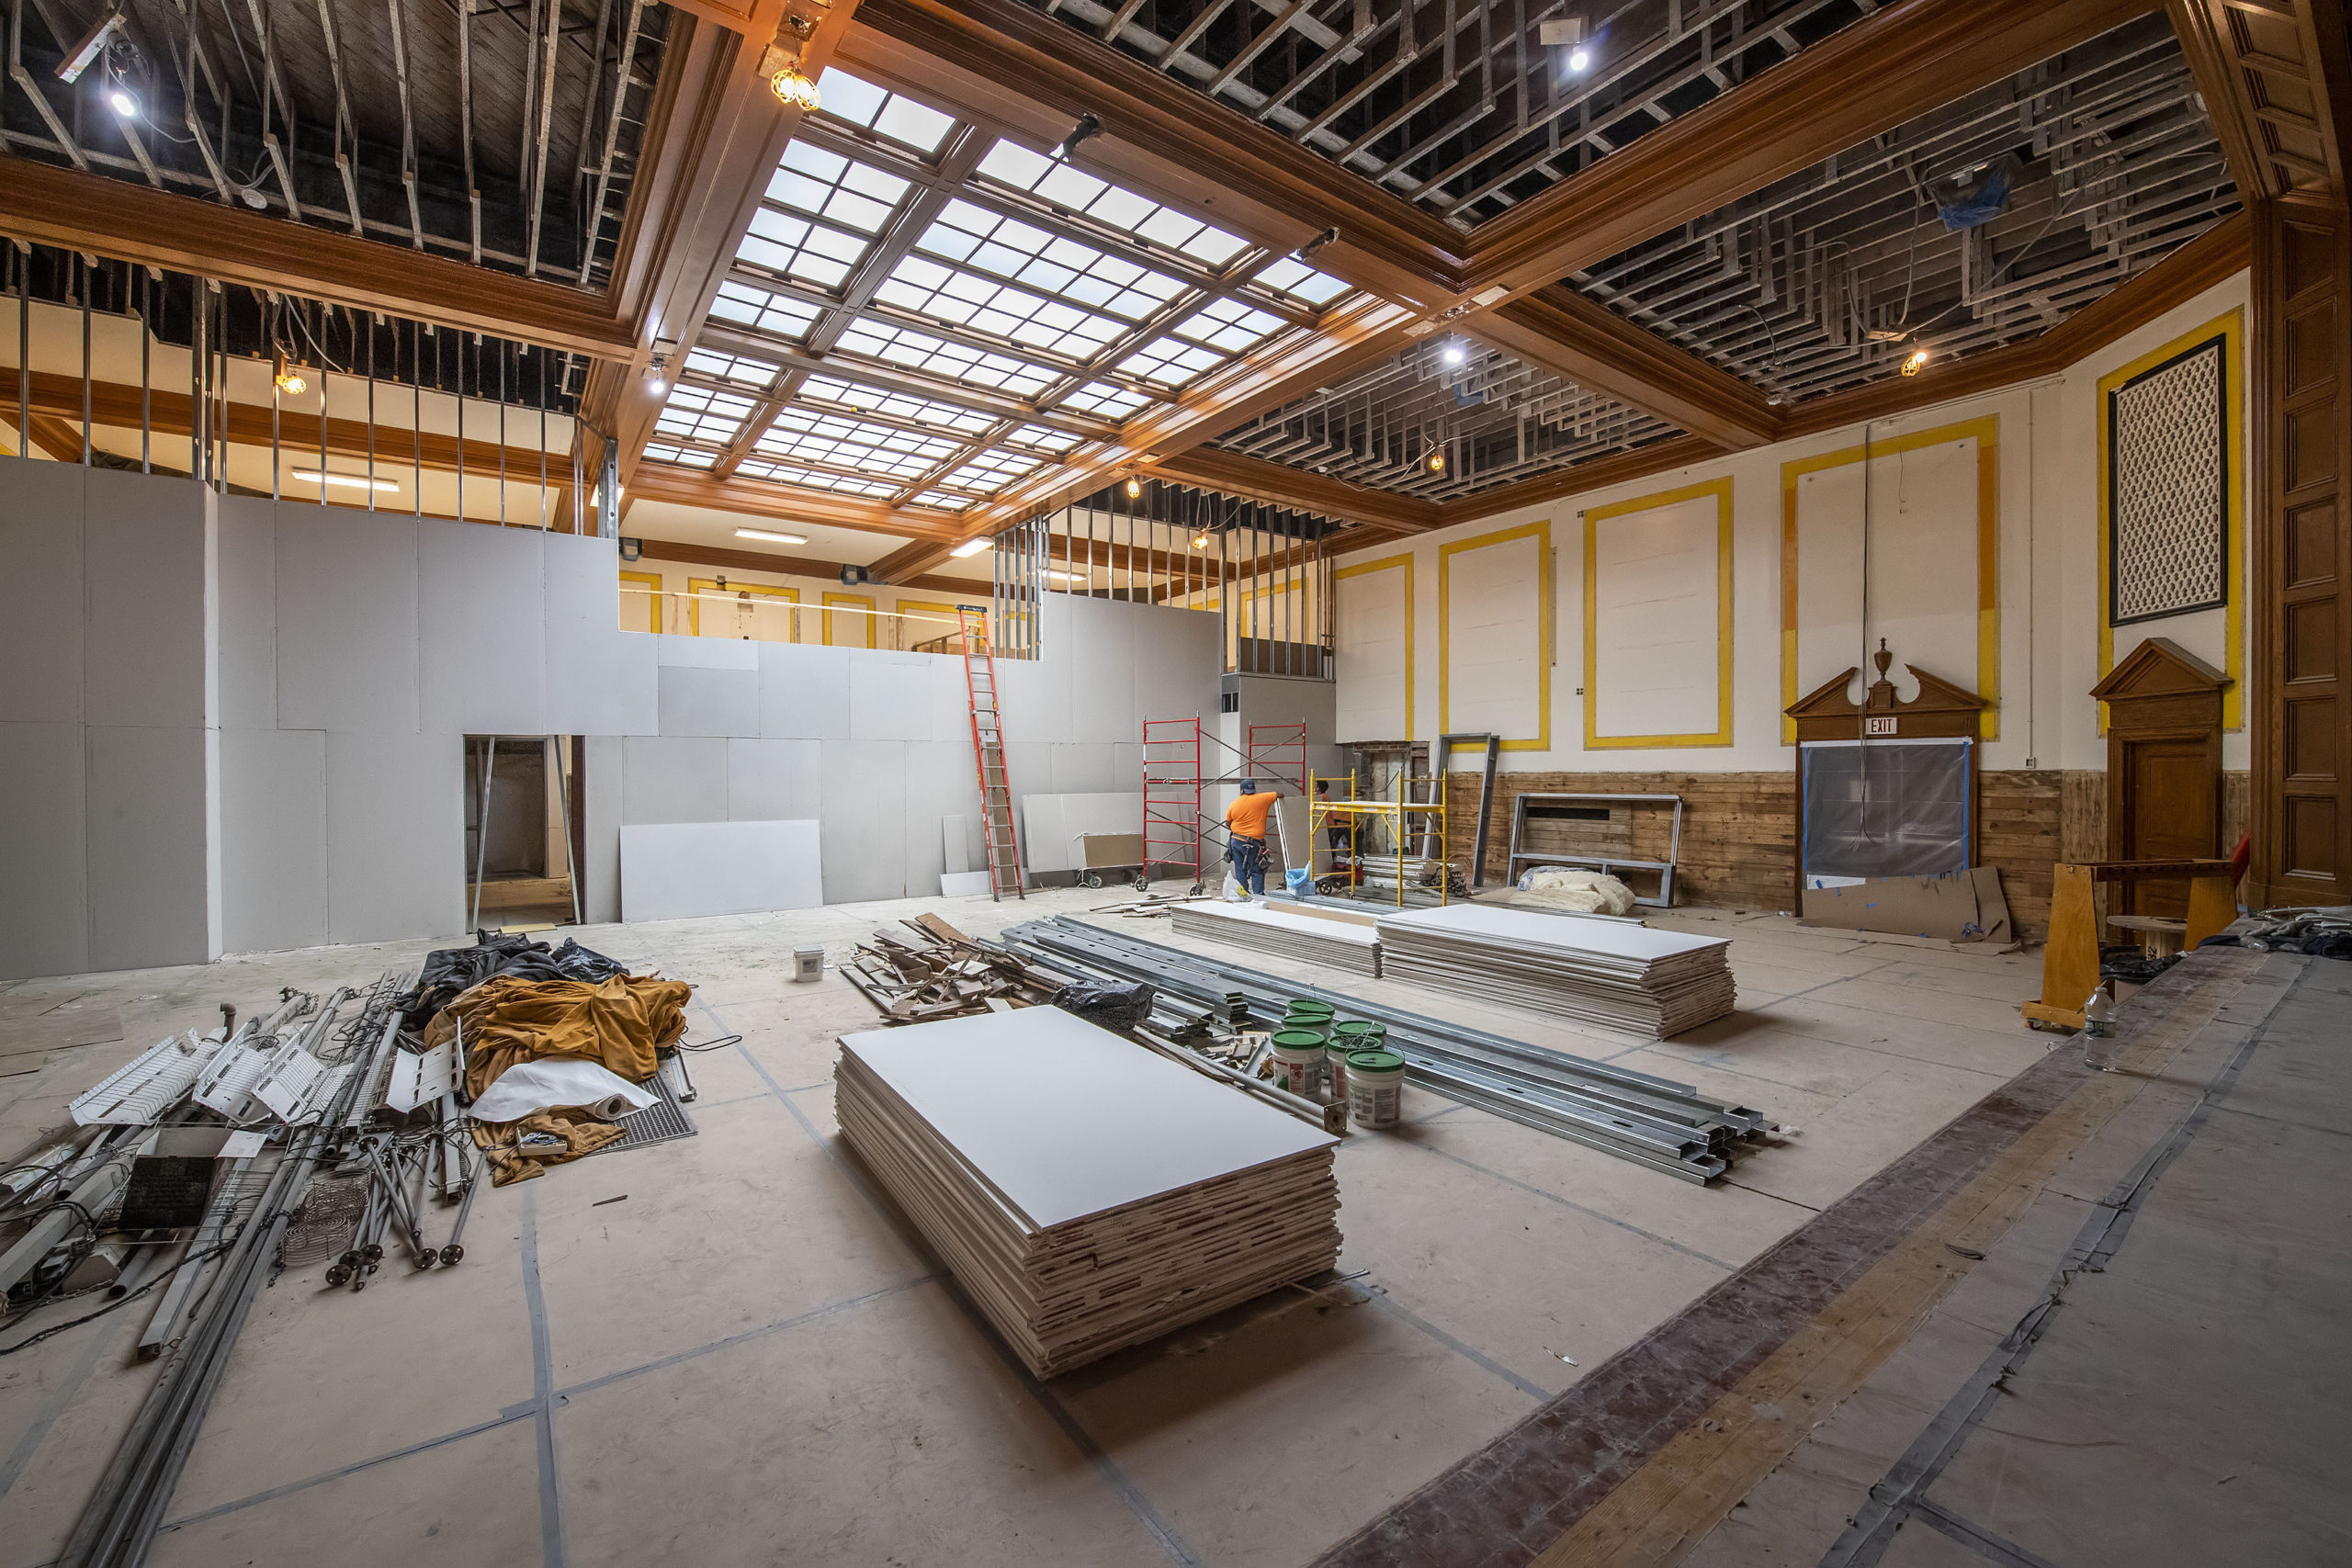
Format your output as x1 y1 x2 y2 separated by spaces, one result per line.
1900 348 1929 377
768 14 821 110
1192 533 1210 549
272 352 308 397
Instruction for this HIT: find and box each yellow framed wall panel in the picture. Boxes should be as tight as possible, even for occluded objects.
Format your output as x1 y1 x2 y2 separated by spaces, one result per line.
1345 554 1411 747
824 592 876 649
689 577 799 639
1780 415 2001 744
2095 308 2245 731
1589 479 1740 747
618 570 664 634
1440 520 1552 751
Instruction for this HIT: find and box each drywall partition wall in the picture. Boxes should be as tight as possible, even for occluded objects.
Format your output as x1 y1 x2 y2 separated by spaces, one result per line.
618 819 823 921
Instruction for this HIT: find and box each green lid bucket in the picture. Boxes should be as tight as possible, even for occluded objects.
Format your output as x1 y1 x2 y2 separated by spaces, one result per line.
1332 1020 1386 1043
1344 1048 1405 1075
1269 1030 1329 1055
1283 1000 1336 1021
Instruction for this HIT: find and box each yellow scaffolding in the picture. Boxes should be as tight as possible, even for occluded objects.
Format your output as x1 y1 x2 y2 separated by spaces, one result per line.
1306 769 1450 908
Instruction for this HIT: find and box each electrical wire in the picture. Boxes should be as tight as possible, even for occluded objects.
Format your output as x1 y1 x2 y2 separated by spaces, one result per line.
0 1236 239 1357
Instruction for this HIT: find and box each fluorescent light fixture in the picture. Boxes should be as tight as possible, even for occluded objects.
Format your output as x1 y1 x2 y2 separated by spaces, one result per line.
291 468 398 493
1046 569 1088 582
949 538 993 558
734 527 808 545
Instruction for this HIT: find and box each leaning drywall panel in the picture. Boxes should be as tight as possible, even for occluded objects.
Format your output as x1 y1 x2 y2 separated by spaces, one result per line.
543 534 657 736
618 818 823 921
419 518 548 736
657 665 760 738
757 640 852 739
277 504 421 734
1023 792 1145 874
219 727 328 954
83 468 210 730
0 720 90 978
0 457 85 726
86 725 214 969
820 739 908 902
581 736 623 924
725 737 822 821
215 494 277 731
325 728 462 944
620 735 728 824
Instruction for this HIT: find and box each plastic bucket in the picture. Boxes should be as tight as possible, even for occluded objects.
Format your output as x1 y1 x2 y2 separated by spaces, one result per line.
1269 1031 1329 1098
1283 999 1336 1028
1345 1049 1406 1129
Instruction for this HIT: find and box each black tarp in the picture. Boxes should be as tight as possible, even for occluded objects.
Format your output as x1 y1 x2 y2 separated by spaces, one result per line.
399 931 628 1027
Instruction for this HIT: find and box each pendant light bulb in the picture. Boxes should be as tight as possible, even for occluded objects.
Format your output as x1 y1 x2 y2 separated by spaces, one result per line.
1900 347 1929 377
1125 476 1141 499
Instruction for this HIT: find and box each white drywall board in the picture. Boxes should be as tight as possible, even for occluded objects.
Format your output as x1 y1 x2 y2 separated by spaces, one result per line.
1380 902 1724 962
1794 436 1980 700
581 736 623 924
86 724 214 969
1049 743 1118 795
658 664 760 738
941 813 971 874
543 537 657 735
656 632 756 670
83 468 210 730
1131 602 1222 728
725 737 822 822
1444 530 1544 740
618 818 822 921
819 739 908 902
839 1010 1336 1229
1591 493 1721 739
847 656 943 742
1022 792 1143 874
1335 558 1409 742
1182 900 1377 949
0 457 85 725
214 493 277 730
940 870 992 896
1112 740 1144 794
325 728 463 944
1000 739 1054 822
620 735 727 824
418 517 548 735
901 738 978 895
0 720 89 978
276 504 420 734
219 727 327 954
1066 596 1136 742
756 640 852 739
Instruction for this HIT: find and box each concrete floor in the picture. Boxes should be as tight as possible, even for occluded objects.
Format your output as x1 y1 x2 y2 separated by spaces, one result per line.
0 890 2110 1566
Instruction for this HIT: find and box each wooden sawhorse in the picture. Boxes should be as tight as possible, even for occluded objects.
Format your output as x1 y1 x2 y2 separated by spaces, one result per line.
2020 859 2237 1031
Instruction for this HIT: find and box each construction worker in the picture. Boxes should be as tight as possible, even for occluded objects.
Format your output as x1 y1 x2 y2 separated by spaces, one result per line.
1224 778 1280 897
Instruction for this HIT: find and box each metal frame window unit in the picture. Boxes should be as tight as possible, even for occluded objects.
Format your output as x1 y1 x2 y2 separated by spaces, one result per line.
635 65 1358 518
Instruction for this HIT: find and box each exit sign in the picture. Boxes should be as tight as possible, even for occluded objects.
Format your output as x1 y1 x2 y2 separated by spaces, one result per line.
1864 716 1898 736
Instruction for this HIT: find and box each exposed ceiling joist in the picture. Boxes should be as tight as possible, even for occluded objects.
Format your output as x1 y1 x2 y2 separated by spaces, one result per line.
1471 288 1783 448
1143 446 1443 533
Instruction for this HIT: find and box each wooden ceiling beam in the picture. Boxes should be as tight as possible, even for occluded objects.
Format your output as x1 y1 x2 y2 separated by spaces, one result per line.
0 161 633 358
2167 0 2346 201
624 461 964 541
628 533 983 597
1141 447 1443 533
1470 288 1784 447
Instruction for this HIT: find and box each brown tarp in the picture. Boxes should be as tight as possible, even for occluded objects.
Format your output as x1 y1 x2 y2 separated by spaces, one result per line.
471 1107 628 1187
426 974 694 1100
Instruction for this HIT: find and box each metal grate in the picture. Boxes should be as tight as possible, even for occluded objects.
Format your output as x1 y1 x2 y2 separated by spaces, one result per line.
277 1171 369 1269
587 1074 698 1157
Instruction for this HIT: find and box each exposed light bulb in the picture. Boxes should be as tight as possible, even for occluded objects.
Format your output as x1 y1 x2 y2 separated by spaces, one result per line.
1567 45 1591 71
949 538 993 558
1442 344 1465 366
1900 347 1929 377
274 364 309 396
1427 450 1446 474
1125 477 1141 499
735 527 808 545
107 86 137 117
770 65 821 112
1192 533 1211 549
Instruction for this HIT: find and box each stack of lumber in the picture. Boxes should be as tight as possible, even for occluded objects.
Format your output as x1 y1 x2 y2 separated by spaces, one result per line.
1168 900 1382 978
835 1008 1340 1377
843 916 1061 1023
1375 904 1735 1038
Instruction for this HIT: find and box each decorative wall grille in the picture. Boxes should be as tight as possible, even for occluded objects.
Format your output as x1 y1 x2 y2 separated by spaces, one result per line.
2110 335 2228 625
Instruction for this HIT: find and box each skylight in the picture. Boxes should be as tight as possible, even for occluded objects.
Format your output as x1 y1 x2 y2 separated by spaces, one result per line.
735 457 901 498
815 69 956 154
684 348 782 389
910 491 977 511
977 140 1250 266
1252 255 1351 307
831 316 1059 396
709 279 822 340
755 406 965 479
921 201 1187 321
1057 380 1153 418
797 375 995 435
942 448 1044 495
657 385 759 446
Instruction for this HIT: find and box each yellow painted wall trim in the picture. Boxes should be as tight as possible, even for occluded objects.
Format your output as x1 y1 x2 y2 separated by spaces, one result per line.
1780 414 2001 744
688 577 798 638
1582 477 1734 749
1439 519 1552 751
2095 308 2245 731
1334 552 1416 740
823 591 877 649
619 570 664 634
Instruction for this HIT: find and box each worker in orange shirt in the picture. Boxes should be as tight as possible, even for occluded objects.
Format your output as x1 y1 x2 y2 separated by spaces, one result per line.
1224 779 1280 897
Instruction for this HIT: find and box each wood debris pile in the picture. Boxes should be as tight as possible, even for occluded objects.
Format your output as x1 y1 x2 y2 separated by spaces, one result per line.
842 916 1063 1024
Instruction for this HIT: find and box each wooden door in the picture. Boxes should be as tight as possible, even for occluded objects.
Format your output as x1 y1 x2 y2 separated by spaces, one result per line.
2119 736 2220 917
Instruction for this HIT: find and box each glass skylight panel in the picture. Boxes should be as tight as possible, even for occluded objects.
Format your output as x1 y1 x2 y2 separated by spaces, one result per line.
1057 380 1152 418
1173 297 1284 354
643 443 716 469
1006 423 1081 454
797 375 995 435
755 406 964 479
833 315 1059 396
708 279 821 341
910 491 976 512
735 457 900 498
814 69 955 154
919 201 1186 321
765 141 908 234
943 448 1043 494
1118 335 1222 387
1252 255 1351 307
977 141 1250 265
656 384 759 445
874 254 1125 361
735 207 873 290
683 347 781 389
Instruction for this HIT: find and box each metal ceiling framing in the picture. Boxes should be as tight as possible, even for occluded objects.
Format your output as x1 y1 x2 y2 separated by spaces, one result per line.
1027 0 1883 228
639 63 1358 517
1567 13 2241 404
1212 333 1679 498
0 0 668 291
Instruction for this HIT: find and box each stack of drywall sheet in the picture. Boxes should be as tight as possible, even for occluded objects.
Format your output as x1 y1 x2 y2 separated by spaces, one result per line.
835 1009 1340 1378
1169 900 1381 978
1375 904 1735 1038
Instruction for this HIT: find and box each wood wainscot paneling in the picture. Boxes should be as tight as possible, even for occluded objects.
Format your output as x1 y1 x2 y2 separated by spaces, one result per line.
1980 772 2063 938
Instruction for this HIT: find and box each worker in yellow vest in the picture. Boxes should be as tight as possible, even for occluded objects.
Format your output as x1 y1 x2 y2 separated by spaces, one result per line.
1224 779 1279 897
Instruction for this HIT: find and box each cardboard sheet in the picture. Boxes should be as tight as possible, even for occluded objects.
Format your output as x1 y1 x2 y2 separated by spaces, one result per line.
1800 866 2013 943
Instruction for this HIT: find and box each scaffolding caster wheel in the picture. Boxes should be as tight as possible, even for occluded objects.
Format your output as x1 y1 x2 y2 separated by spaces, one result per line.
1189 883 1204 897
1082 872 1103 889
1131 873 1150 892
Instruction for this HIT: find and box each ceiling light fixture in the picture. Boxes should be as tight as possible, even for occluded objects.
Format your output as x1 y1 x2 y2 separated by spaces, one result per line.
1567 44 1591 71
949 538 993 558
1900 348 1930 377
1192 533 1211 549
735 527 808 545
272 352 308 397
768 14 821 111
106 83 136 117
1539 17 1592 73
1047 569 1088 583
1427 449 1446 474
1441 342 1465 367
1124 476 1142 499
291 468 397 492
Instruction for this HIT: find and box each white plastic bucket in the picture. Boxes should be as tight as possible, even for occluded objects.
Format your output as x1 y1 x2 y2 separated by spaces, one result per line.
793 946 824 983
1345 1049 1406 1129
1269 1031 1327 1098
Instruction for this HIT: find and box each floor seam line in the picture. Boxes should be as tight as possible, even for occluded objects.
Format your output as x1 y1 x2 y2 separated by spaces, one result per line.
1365 1287 1554 1403
520 1190 568 1568
553 1272 947 1401
1397 1135 1742 1271
153 1413 535 1533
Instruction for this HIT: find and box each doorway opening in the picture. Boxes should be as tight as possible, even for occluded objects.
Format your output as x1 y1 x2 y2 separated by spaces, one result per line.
464 736 585 931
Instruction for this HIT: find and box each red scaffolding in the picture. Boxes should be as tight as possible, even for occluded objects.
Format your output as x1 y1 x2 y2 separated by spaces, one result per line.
1139 716 1312 892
